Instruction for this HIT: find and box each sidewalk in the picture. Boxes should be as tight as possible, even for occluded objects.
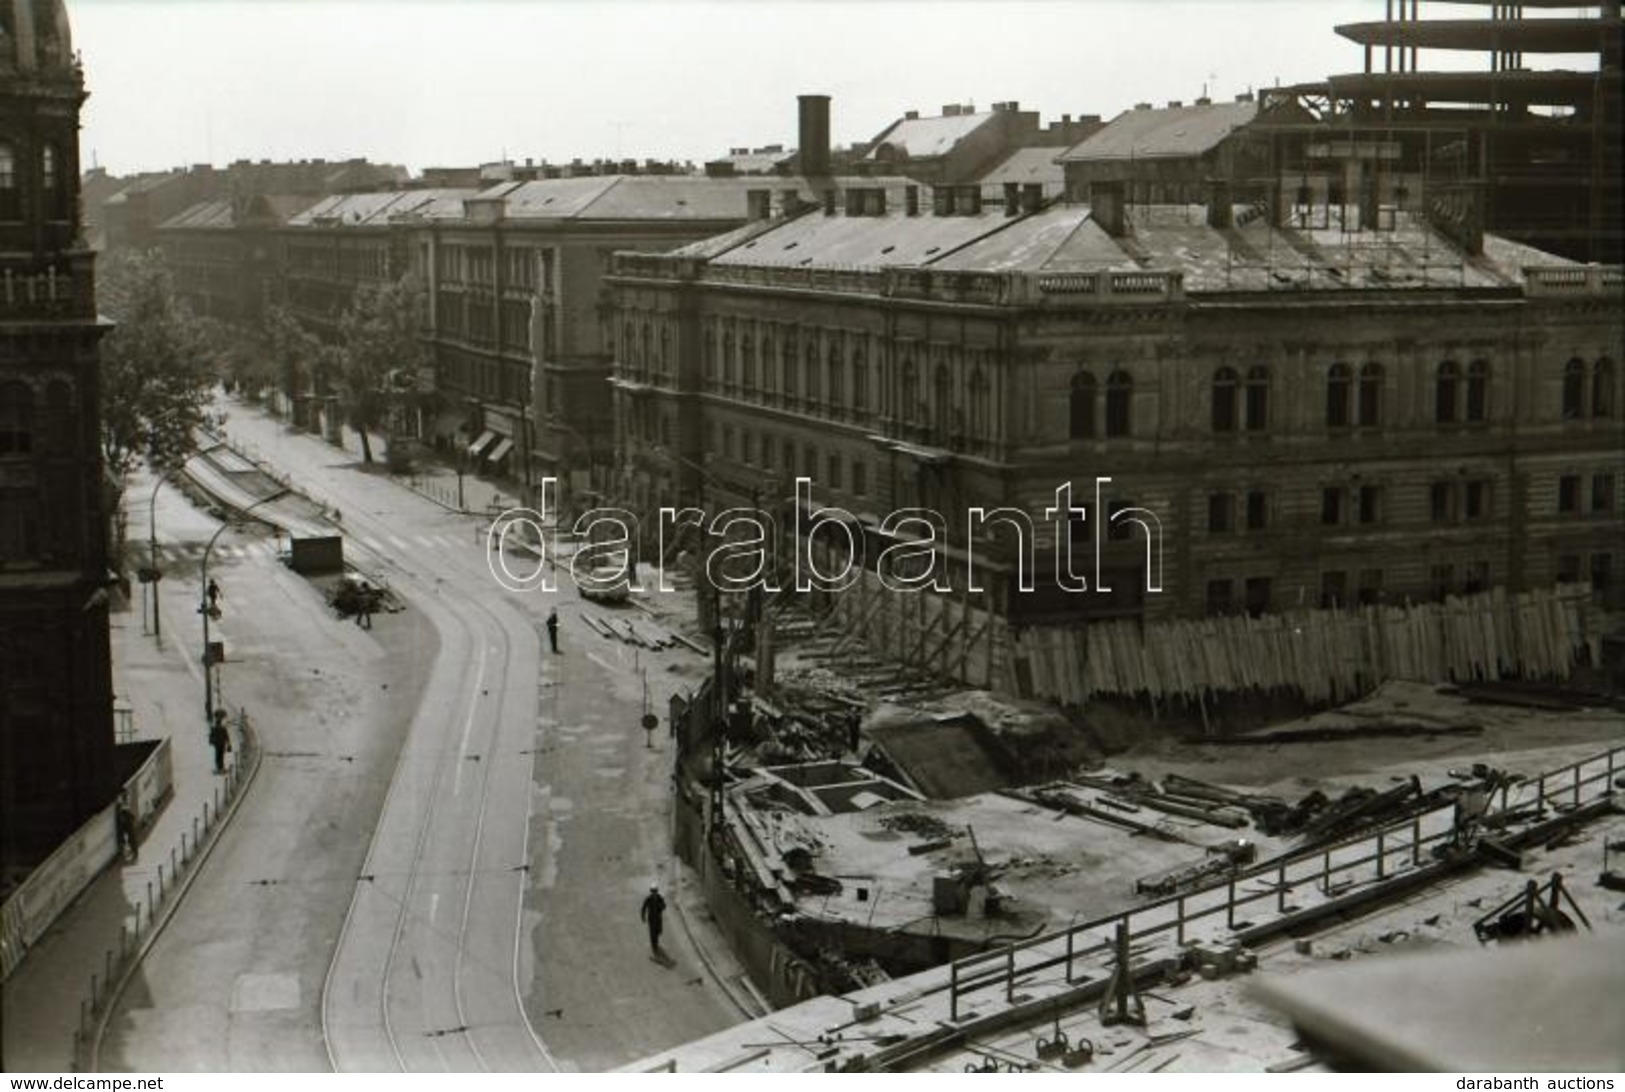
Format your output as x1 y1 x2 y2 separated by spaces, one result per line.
1 472 252 1072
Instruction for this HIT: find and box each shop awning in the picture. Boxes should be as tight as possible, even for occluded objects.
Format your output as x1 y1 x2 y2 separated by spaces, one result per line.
487 437 515 463
468 430 497 458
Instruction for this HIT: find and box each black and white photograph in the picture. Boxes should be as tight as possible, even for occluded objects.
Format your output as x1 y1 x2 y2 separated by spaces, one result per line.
1 0 1621 1083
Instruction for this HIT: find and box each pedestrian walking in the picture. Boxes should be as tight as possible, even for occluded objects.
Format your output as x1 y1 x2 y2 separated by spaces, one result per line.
545 607 559 653
208 709 231 774
115 794 139 863
207 578 222 616
355 582 374 630
640 886 667 954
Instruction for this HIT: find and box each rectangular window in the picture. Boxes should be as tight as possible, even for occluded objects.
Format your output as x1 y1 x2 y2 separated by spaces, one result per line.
1591 552 1614 592
1107 501 1134 541
1463 560 1490 595
1207 492 1234 534
1430 482 1454 523
1559 474 1581 514
1245 490 1268 531
1430 563 1454 600
1205 579 1234 617
1321 486 1343 527
1556 554 1581 583
1320 570 1348 609
1464 480 1489 520
1592 473 1616 513
852 460 868 497
1358 485 1381 525
1244 576 1272 617
827 453 843 490
1357 568 1382 606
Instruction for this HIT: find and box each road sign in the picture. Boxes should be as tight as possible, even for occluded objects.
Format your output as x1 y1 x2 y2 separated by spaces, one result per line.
641 713 659 731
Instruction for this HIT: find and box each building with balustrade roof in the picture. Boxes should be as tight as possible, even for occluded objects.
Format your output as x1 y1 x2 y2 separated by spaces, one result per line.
605 176 1621 697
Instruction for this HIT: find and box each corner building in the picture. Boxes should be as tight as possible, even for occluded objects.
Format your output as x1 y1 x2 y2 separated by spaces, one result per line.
1 0 116 869
606 179 1622 696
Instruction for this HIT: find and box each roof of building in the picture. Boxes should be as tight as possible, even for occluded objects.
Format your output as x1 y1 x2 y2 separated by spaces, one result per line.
676 194 1574 290
158 194 319 231
287 188 477 227
101 170 188 206
977 147 1068 189
487 175 800 222
708 147 798 175
1058 100 1258 162
864 110 996 162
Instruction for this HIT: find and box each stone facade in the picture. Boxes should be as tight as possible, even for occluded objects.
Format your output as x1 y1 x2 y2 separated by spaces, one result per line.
1 0 116 869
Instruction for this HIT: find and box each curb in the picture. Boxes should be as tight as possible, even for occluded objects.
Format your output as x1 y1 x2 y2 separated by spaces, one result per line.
83 720 265 1072
665 793 768 1021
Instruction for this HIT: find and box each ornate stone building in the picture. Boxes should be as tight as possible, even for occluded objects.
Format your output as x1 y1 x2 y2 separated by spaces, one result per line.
606 178 1621 695
1 0 116 869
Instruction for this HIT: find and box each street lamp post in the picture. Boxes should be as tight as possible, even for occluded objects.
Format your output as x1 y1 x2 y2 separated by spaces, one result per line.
200 488 289 730
146 465 181 642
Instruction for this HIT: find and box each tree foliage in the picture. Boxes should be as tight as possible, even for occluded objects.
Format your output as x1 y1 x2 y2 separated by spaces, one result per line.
332 274 428 464
261 303 325 411
97 250 216 478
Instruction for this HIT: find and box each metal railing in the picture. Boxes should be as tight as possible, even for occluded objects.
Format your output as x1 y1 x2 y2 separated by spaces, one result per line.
945 744 1620 1021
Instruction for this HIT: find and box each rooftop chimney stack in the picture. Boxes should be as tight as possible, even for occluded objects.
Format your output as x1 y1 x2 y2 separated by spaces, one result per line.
798 94 832 177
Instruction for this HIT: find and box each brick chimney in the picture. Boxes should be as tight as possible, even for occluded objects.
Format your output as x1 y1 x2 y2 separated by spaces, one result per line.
798 94 832 177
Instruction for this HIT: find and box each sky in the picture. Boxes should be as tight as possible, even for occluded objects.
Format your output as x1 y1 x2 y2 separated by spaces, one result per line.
67 0 1598 177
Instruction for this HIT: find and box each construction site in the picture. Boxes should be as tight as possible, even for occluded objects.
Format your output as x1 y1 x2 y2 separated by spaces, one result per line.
562 554 1625 1071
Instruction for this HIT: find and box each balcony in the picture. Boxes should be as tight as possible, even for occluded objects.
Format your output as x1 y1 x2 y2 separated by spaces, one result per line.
0 258 94 322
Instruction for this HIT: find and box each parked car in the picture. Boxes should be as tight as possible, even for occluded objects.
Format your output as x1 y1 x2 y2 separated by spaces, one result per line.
577 552 631 604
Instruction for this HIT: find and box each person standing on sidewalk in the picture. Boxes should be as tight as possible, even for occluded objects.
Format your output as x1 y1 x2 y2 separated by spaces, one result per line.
640 886 666 954
545 608 559 654
208 709 231 774
115 794 139 863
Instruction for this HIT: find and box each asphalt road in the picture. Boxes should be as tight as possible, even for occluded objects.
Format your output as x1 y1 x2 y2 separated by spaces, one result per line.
211 407 741 1072
99 475 438 1071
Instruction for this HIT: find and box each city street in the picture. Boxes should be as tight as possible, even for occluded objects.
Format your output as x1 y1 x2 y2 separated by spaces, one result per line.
206 405 741 1071
97 467 438 1071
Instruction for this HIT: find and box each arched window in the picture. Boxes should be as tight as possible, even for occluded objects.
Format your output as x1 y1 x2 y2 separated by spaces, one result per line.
804 341 820 406
781 334 796 401
43 381 72 454
934 362 953 440
1069 371 1097 440
826 342 843 412
722 332 736 388
622 321 635 364
1212 367 1238 432
639 323 651 373
1326 363 1351 427
0 143 17 221
1358 363 1383 427
1244 366 1269 431
0 382 32 455
1435 361 1460 424
1562 358 1585 419
741 332 754 392
1592 357 1615 419
1466 359 1489 422
703 327 717 383
758 331 771 394
969 367 989 443
658 325 671 377
1105 370 1132 438
900 358 919 424
852 346 869 413
42 145 66 220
